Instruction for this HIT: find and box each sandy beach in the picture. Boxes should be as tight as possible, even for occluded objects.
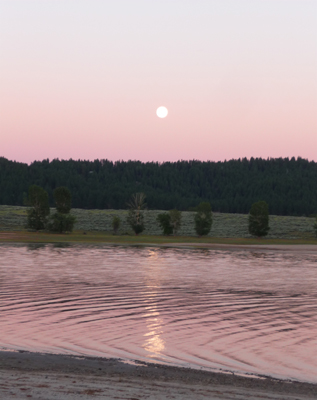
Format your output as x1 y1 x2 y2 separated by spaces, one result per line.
1 351 316 400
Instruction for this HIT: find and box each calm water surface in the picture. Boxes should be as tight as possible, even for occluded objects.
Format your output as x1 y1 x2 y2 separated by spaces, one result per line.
0 244 316 383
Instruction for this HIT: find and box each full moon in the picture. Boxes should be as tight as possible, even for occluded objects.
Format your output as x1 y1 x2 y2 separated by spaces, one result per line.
156 106 168 118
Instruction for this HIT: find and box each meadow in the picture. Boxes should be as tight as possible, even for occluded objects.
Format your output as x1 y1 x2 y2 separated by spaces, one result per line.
0 205 315 240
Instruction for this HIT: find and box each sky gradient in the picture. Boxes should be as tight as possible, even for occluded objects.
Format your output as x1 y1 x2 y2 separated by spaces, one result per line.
1 0 316 164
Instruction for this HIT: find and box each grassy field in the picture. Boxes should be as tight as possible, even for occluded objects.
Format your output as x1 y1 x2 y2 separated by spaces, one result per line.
0 205 316 241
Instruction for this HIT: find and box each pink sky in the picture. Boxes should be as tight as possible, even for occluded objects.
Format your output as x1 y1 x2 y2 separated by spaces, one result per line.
1 0 316 164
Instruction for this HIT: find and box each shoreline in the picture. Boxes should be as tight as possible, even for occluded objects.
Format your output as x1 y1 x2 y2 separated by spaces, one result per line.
1 350 316 399
1 231 317 251
161 243 317 252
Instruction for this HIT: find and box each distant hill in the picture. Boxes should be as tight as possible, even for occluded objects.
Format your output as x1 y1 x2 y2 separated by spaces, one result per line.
0 157 316 216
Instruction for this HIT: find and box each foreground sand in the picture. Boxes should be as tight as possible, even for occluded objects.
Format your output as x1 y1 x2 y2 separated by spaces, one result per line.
1 351 316 400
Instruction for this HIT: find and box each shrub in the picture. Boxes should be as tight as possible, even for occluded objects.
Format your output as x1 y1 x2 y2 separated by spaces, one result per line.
26 185 50 230
157 213 173 235
54 187 72 214
157 209 182 235
48 212 76 233
169 209 182 235
194 202 212 236
248 201 270 237
127 193 146 235
49 186 75 233
112 215 121 234
127 209 144 235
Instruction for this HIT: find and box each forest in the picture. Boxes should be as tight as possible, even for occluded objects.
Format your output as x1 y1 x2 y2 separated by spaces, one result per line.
0 156 316 216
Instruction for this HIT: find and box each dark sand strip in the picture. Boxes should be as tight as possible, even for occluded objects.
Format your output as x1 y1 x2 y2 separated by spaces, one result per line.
1 351 316 399
161 243 317 252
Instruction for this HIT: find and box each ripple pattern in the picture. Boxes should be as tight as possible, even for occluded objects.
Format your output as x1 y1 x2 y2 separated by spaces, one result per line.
0 244 317 383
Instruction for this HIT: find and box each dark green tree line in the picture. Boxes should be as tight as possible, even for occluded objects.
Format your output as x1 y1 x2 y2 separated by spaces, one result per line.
1 156 317 216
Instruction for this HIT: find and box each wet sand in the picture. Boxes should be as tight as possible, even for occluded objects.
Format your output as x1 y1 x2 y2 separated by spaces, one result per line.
1 351 316 399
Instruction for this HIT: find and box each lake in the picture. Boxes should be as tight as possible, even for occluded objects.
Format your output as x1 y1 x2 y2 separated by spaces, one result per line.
0 244 316 383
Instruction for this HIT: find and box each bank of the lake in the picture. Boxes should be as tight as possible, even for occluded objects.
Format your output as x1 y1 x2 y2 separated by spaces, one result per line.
1 351 317 400
1 230 317 250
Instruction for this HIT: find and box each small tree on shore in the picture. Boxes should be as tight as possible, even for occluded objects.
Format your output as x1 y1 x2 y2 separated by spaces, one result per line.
314 217 317 237
112 215 121 235
54 186 72 214
26 185 50 230
157 209 182 236
48 212 76 233
48 187 75 233
194 202 212 236
169 209 182 235
127 192 146 235
248 200 270 237
157 213 173 235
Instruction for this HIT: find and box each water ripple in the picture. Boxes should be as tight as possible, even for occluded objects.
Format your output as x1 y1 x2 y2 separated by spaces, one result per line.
0 244 316 383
